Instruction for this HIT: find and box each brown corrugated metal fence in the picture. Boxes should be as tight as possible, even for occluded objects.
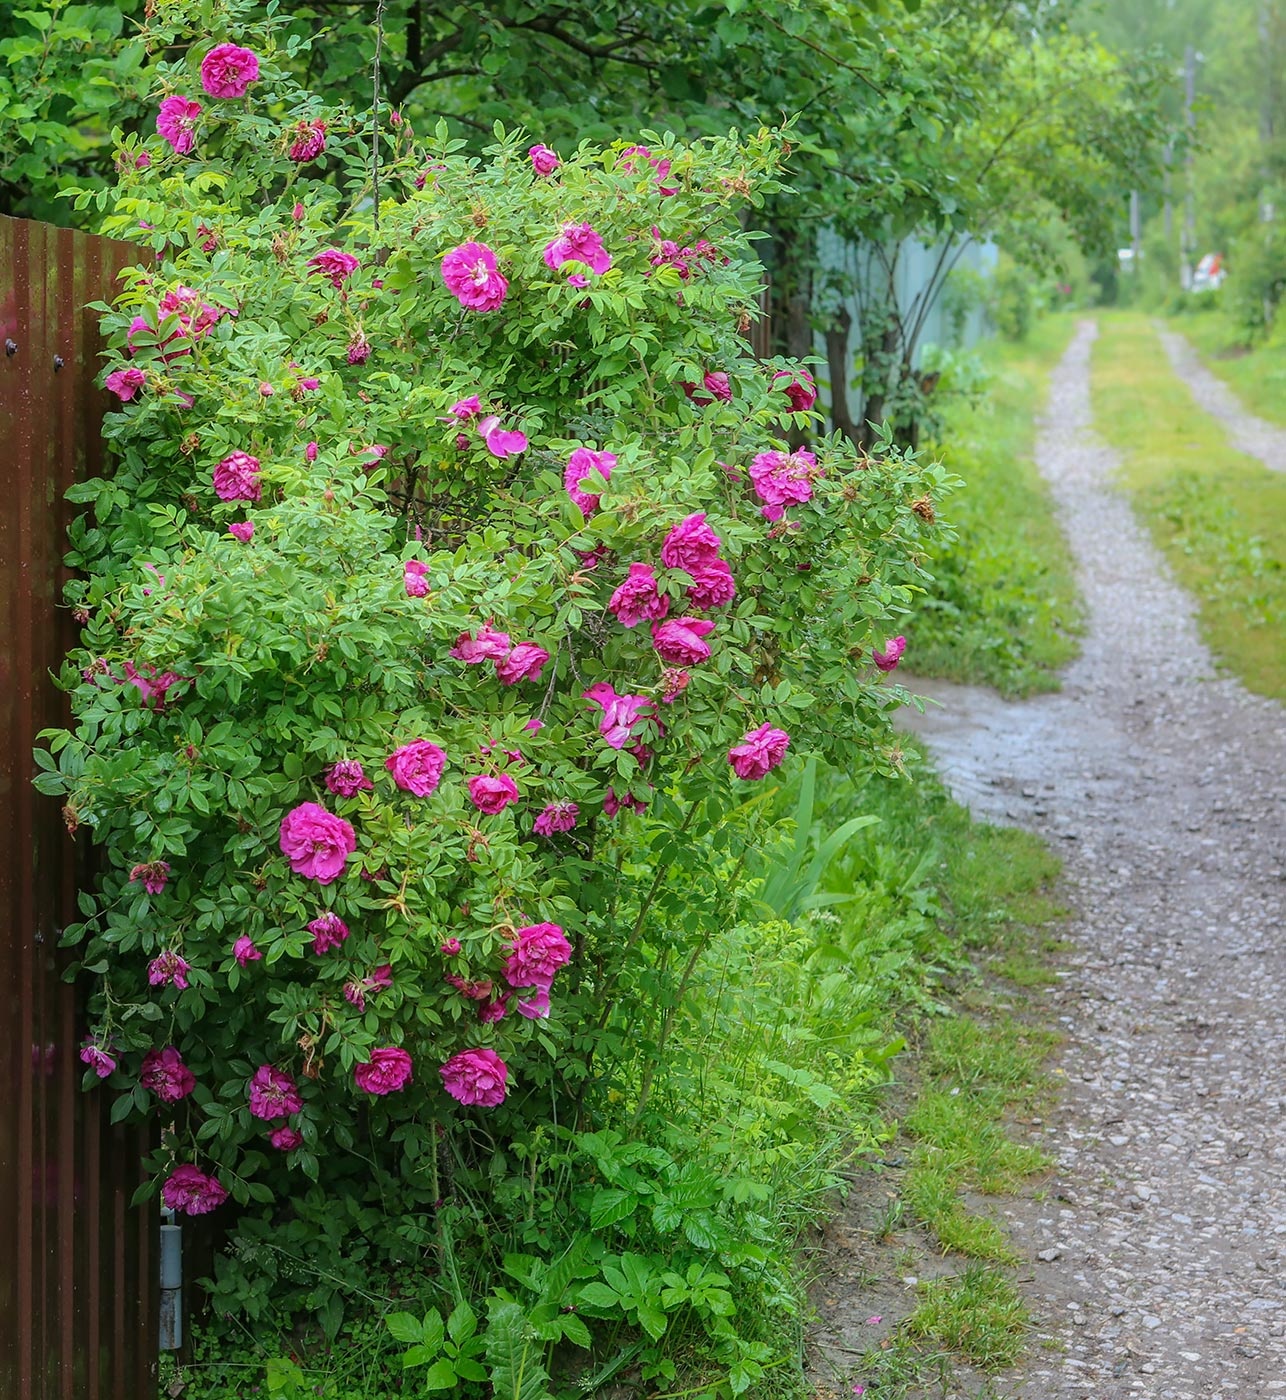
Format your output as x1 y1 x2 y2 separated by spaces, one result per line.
0 215 156 1400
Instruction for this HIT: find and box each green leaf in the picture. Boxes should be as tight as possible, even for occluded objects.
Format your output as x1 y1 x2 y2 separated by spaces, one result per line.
574 1282 620 1310
589 1187 637 1229
422 1359 459 1390
386 1312 422 1344
485 1299 553 1400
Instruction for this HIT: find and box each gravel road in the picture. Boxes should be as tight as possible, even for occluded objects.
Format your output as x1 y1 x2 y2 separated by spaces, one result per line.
899 319 1286 1398
1155 325 1286 473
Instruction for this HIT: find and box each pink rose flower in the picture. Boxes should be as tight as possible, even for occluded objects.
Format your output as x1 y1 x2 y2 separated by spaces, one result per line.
140 1047 195 1104
213 451 261 503
347 330 371 365
529 143 560 175
228 521 254 543
684 371 731 405
533 802 578 836
200 42 259 98
603 786 648 817
873 636 907 673
324 760 373 797
305 441 319 461
79 1040 116 1079
307 249 360 290
121 661 185 711
543 222 612 277
343 964 393 1013
147 949 190 989
704 370 732 402
582 683 656 750
652 616 715 666
661 667 690 702
728 723 790 780
308 912 350 955
446 974 493 1001
503 922 571 991
385 740 446 796
156 95 201 155
686 559 735 609
354 1045 413 1095
495 641 550 685
162 1164 227 1215
441 242 508 312
773 369 817 413
269 1125 302 1150
440 938 461 955
608 562 668 628
478 993 509 1023
404 560 429 597
288 119 326 163
248 1064 304 1120
449 395 481 420
477 415 528 459
278 801 357 884
449 625 511 663
129 860 171 896
233 935 261 967
468 773 519 814
618 145 677 194
748 449 822 521
661 513 721 572
516 988 551 1019
439 1047 508 1107
106 367 147 401
564 446 616 515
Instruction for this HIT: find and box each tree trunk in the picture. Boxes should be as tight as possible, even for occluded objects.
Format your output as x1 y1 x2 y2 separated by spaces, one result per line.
825 305 860 446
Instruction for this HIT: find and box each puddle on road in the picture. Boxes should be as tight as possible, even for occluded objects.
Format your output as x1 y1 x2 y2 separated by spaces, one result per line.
895 673 1132 843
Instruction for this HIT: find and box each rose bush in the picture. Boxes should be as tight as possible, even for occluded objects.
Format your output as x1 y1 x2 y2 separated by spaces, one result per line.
38 0 950 1375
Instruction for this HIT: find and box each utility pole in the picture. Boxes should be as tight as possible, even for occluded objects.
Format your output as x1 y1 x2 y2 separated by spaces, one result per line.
1182 45 1197 290
1130 190 1141 272
1260 0 1277 224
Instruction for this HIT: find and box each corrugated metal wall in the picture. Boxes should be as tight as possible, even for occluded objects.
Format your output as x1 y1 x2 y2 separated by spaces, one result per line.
0 214 157 1400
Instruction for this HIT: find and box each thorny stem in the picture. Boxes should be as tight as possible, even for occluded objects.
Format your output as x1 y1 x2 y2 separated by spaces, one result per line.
595 796 702 1028
630 847 748 1129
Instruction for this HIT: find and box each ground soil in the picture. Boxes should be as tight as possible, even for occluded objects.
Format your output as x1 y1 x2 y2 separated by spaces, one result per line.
807 320 1286 1399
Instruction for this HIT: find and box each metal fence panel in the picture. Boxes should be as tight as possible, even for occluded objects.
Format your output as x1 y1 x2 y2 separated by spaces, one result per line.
0 214 156 1400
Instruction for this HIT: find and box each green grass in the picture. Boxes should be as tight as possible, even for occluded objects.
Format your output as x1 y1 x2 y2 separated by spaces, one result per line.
901 1015 1054 1262
905 1265 1030 1369
914 315 1084 696
1091 312 1286 700
1170 307 1286 425
841 1264 1031 1393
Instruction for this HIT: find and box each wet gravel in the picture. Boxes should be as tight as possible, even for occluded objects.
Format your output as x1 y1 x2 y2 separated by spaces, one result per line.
899 319 1286 1397
1156 325 1286 473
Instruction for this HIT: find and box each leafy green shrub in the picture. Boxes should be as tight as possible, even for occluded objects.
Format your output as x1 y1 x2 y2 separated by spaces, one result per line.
39 0 948 1389
985 255 1035 342
1223 220 1286 340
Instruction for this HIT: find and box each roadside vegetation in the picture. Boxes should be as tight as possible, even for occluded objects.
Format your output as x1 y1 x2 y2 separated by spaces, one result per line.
914 316 1085 697
1092 312 1286 700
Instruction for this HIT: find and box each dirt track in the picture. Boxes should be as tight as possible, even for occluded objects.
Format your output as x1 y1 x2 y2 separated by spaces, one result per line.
898 320 1286 1398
